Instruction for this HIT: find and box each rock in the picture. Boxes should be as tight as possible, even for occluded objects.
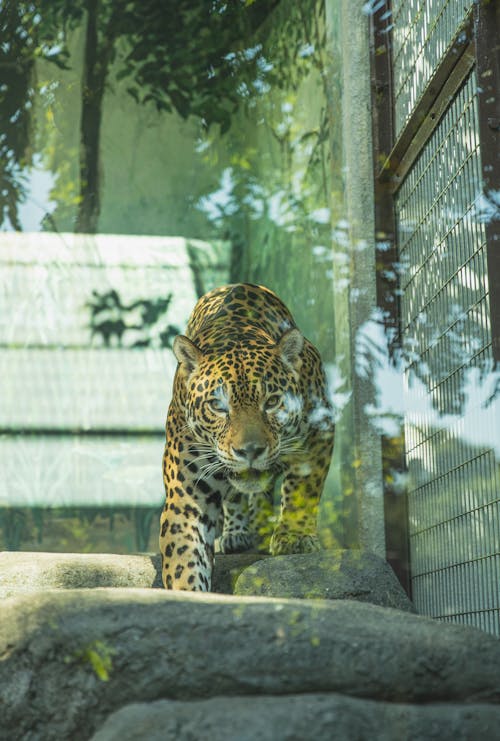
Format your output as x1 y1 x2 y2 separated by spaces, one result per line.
91 695 500 741
1 588 500 740
0 550 410 611
0 551 265 598
0 552 161 598
235 550 415 612
212 552 269 593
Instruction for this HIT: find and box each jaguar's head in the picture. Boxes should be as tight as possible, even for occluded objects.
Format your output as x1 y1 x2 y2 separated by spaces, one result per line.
173 330 305 493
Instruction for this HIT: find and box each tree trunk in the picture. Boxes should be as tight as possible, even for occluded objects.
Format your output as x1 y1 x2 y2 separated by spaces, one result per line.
74 0 113 234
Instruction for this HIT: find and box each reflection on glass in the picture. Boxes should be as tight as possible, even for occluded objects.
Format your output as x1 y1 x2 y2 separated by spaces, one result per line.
1 0 352 554
1 0 499 636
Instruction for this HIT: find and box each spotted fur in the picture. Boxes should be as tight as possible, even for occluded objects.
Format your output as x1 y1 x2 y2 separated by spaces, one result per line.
159 283 334 590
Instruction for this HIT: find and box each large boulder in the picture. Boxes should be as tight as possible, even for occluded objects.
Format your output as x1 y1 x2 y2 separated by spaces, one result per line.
234 550 415 612
91 695 500 741
1 588 500 740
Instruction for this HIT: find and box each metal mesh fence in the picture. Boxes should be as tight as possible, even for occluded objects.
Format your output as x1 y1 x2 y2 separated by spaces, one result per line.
392 0 473 136
395 69 500 636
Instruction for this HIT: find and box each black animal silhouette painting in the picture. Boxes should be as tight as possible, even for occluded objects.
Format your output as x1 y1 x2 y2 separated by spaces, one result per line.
86 290 179 348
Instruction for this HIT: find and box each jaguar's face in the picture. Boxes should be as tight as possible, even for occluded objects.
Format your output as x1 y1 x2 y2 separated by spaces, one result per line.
174 332 305 493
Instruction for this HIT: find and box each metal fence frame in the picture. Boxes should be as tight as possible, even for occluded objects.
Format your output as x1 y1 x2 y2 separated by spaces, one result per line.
369 0 500 627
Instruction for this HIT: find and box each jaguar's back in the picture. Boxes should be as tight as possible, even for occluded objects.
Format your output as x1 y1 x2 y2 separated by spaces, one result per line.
185 283 296 349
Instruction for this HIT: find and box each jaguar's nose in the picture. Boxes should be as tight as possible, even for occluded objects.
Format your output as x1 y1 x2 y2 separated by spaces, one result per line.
231 442 267 463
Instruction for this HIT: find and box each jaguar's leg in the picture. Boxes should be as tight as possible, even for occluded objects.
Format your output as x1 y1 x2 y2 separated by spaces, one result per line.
160 434 222 591
248 487 276 553
218 491 255 553
159 488 221 590
270 429 334 555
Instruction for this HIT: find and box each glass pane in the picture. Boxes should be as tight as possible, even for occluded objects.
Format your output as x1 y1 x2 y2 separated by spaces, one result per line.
1 0 499 639
1 0 353 554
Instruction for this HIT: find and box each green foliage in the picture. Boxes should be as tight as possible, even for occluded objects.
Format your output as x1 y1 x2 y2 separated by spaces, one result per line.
0 506 158 553
195 0 341 354
113 0 281 132
66 639 116 681
1 0 282 230
0 2 38 228
0 0 81 228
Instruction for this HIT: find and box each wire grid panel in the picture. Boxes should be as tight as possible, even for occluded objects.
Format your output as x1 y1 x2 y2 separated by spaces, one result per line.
391 0 473 136
395 69 500 636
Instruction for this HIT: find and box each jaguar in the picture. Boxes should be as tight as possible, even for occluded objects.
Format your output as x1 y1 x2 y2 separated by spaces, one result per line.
159 283 334 590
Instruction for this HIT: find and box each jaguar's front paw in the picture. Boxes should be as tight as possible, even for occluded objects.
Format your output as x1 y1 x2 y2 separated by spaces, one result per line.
270 529 321 556
218 531 256 554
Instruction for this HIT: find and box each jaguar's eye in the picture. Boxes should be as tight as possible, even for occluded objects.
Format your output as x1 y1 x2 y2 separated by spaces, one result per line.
208 397 229 414
264 394 282 413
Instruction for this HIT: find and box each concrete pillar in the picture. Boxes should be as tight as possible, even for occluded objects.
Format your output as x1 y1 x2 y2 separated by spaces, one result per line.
325 0 386 556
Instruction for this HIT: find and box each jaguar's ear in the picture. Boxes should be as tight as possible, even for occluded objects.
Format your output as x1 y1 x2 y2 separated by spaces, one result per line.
278 328 304 369
173 335 202 374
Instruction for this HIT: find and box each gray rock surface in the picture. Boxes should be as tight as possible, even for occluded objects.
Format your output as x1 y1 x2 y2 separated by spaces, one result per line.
234 550 415 612
0 550 412 612
0 551 265 598
213 552 269 593
0 551 161 597
91 695 500 741
1 588 500 740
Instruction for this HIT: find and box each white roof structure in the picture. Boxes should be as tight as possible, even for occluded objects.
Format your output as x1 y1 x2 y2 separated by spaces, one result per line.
0 232 230 506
